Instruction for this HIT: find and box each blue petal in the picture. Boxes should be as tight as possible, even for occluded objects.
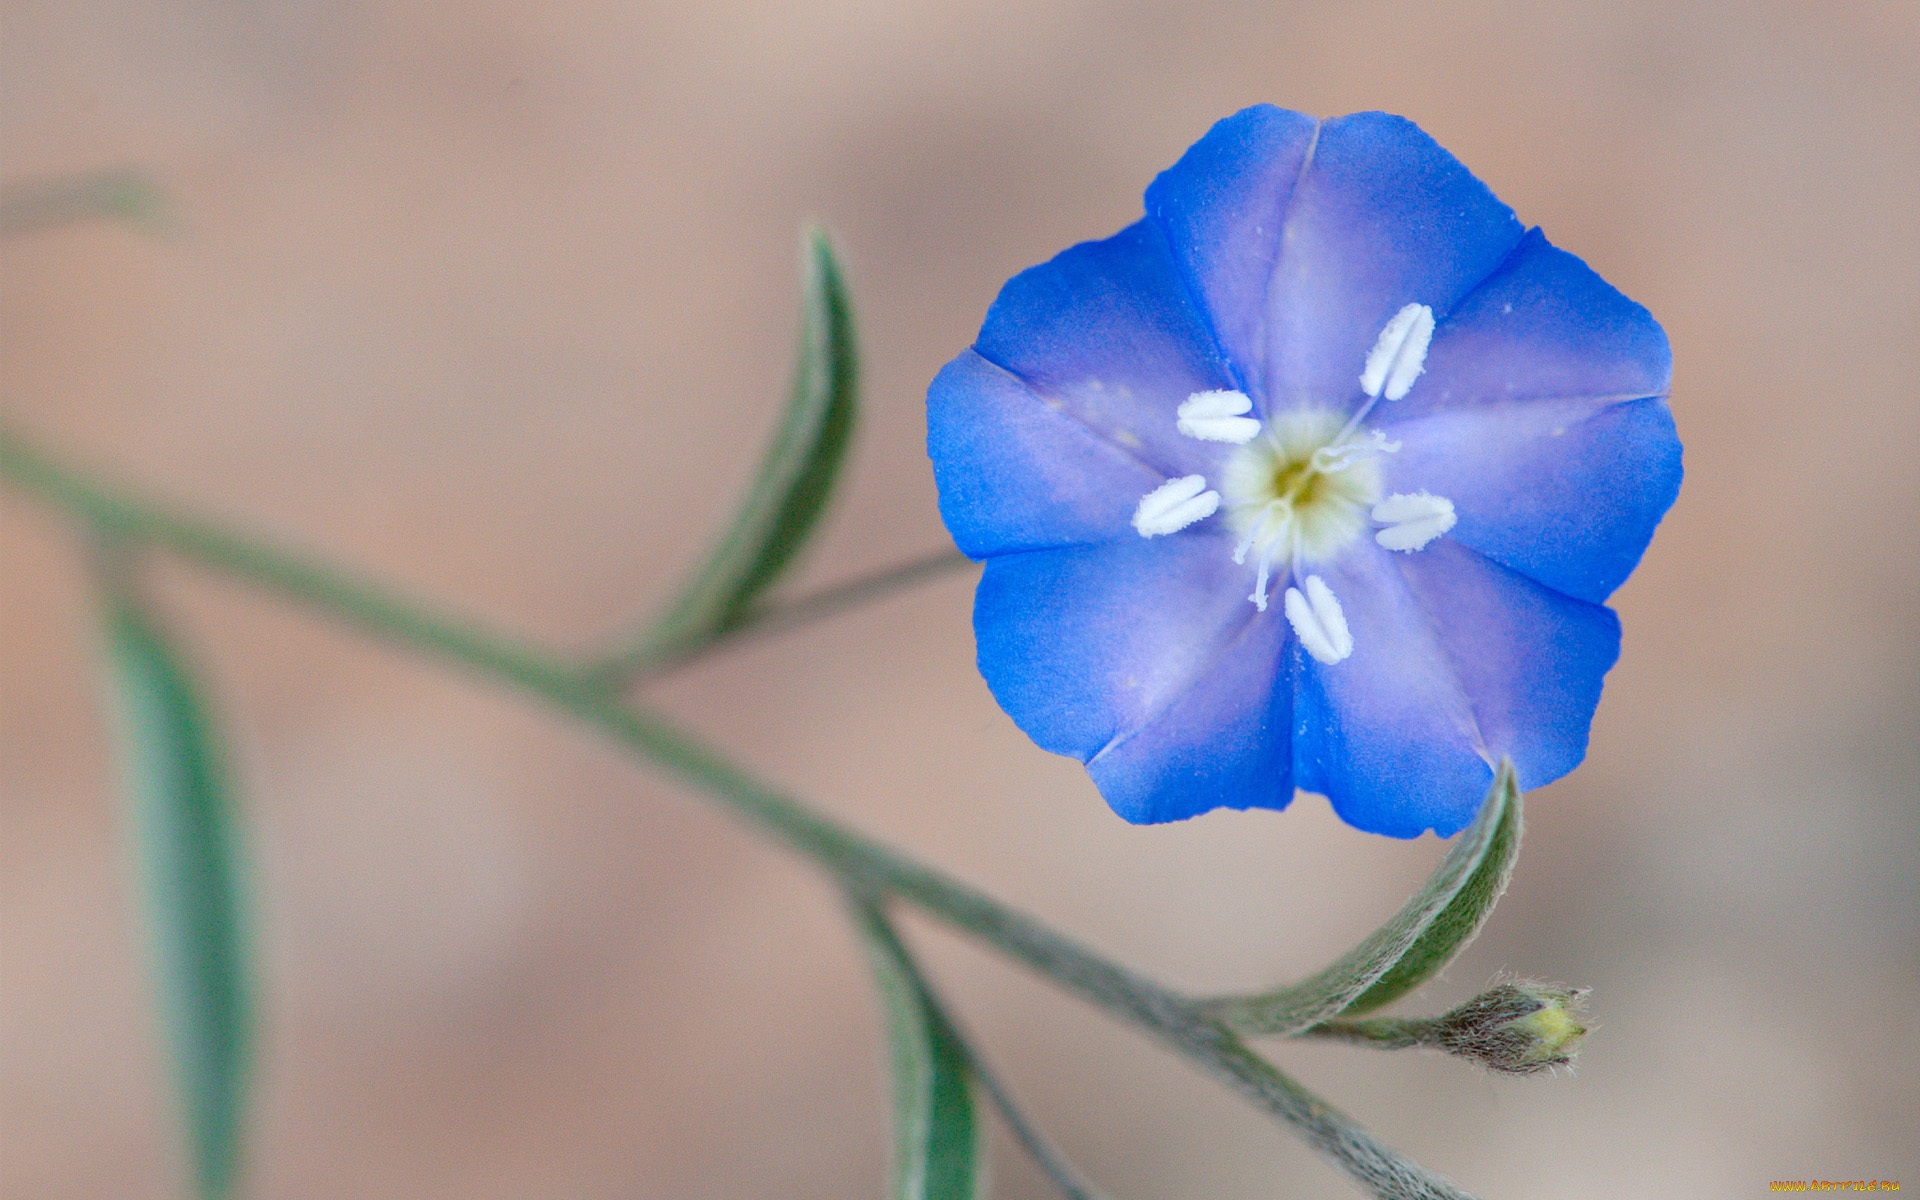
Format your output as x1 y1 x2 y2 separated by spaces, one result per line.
928 350 1165 558
1392 539 1621 795
1144 105 1320 401
1087 610 1294 824
973 220 1237 477
1372 229 1681 602
1381 395 1681 604
1292 545 1494 838
1294 538 1626 837
1387 230 1672 415
973 535 1294 823
1263 113 1527 412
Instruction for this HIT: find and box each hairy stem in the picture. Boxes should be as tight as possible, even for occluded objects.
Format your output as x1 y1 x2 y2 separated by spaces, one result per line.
1297 1017 1438 1052
1 424 1479 1200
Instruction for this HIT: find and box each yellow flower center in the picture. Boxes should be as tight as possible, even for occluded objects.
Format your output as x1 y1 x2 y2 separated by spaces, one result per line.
1220 409 1384 567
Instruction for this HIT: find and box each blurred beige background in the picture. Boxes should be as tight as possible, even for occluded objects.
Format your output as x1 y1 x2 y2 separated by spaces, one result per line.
4 0 1916 1197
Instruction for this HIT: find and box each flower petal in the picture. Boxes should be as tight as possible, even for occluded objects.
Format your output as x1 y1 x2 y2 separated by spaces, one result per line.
1263 113 1527 412
1086 610 1295 824
928 350 1166 557
1144 104 1320 400
1394 539 1621 794
1386 229 1672 415
973 535 1293 821
1381 395 1681 603
1367 228 1680 601
973 220 1237 477
1292 546 1494 838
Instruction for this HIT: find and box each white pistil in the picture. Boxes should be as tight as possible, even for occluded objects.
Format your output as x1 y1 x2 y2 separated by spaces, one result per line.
1132 474 1220 537
1359 303 1436 401
1284 574 1353 664
1232 500 1283 565
1371 491 1456 552
1311 429 1402 474
1176 389 1262 443
1247 536 1288 611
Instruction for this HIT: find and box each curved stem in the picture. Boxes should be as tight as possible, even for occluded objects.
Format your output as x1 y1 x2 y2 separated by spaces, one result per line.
1 424 1481 1200
968 1041 1108 1200
598 545 977 682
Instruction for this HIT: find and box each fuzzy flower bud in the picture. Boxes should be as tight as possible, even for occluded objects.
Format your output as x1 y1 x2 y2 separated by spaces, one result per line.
1432 981 1589 1075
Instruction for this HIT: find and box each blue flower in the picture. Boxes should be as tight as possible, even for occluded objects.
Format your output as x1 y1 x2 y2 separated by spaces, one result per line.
927 106 1680 838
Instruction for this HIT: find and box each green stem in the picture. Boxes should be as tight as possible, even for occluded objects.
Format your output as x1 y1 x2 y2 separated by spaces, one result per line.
852 891 1108 1200
599 546 976 681
0 427 580 700
0 167 170 237
966 1034 1108 1200
1297 1017 1438 1052
1 424 1479 1200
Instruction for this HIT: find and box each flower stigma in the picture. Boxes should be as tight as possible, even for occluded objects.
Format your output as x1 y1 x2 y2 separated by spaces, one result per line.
1218 409 1385 617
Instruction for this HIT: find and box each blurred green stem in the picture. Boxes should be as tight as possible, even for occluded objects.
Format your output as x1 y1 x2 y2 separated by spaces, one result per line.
850 890 1109 1200
0 424 1478 1200
602 545 976 681
0 167 170 236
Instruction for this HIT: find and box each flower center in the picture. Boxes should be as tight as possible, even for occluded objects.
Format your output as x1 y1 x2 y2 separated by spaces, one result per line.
1123 304 1458 664
1219 410 1385 571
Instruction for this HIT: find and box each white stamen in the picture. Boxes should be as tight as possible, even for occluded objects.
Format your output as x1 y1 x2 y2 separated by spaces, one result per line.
1359 303 1436 401
1311 429 1402 473
1284 574 1353 664
1133 474 1220 537
1371 491 1456 552
1176 389 1262 443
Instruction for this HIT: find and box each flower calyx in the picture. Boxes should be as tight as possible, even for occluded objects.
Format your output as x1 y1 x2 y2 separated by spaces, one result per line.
1431 980 1591 1076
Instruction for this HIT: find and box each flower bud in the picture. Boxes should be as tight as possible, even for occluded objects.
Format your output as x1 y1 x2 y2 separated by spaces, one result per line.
1432 981 1589 1075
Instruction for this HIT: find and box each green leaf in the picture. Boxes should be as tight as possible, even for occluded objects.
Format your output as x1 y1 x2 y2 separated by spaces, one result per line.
637 226 859 659
850 899 984 1200
1212 763 1522 1036
1340 766 1524 1016
97 561 253 1200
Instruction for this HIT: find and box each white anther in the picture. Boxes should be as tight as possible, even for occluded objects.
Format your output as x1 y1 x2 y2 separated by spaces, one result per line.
1176 389 1262 443
1284 574 1353 664
1311 429 1402 473
1359 303 1436 401
1371 491 1456 552
1133 475 1220 537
